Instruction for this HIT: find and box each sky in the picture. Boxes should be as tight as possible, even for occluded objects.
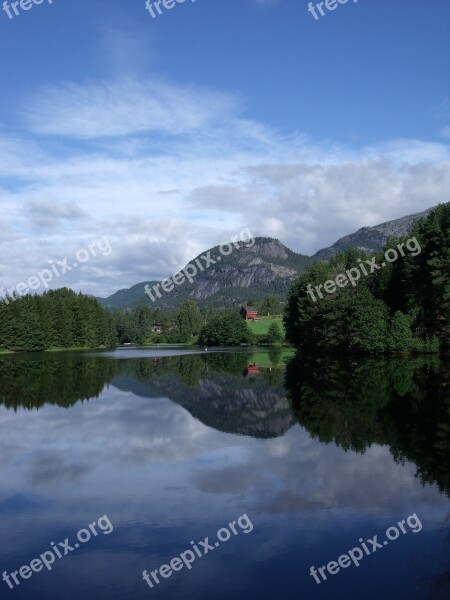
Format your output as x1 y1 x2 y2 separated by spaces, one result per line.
0 0 449 297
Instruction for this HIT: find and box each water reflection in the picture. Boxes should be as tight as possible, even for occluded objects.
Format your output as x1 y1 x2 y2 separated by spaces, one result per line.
0 353 116 409
0 351 294 438
0 350 448 599
1 351 448 489
285 354 450 498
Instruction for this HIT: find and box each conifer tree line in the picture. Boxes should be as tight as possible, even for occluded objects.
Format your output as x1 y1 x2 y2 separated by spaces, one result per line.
113 300 209 344
0 288 117 352
0 288 285 351
284 203 450 354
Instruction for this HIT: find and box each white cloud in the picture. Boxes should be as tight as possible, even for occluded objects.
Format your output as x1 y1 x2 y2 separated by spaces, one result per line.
0 77 448 297
23 78 239 139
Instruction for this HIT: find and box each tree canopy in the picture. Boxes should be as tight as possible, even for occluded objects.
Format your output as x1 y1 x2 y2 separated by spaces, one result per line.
198 312 253 346
0 288 117 352
260 294 281 316
284 203 450 354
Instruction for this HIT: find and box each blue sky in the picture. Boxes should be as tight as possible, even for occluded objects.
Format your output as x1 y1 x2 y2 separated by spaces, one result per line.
0 0 449 296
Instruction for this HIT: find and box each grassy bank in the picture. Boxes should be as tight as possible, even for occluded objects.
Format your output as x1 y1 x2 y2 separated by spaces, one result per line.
247 316 285 336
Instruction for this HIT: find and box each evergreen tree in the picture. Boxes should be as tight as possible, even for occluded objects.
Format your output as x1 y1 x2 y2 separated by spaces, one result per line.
260 295 281 316
265 322 284 345
284 204 450 355
0 288 117 352
401 203 450 350
177 300 203 342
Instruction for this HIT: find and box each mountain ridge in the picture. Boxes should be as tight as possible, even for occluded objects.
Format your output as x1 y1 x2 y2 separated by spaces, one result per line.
313 206 434 261
99 205 440 310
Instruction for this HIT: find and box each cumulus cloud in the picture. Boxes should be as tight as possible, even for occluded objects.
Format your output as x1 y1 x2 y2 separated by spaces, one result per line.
0 76 448 296
26 199 87 230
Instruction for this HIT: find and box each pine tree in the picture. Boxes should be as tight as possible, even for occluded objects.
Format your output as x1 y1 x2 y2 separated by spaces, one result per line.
260 295 281 316
265 322 284 345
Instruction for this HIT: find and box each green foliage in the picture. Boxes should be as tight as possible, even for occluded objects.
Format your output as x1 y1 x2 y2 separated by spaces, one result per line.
411 335 441 354
112 300 204 344
284 266 392 354
265 322 284 346
0 288 117 352
284 203 450 355
260 294 281 316
176 300 204 342
400 203 450 350
387 311 414 352
346 287 389 353
198 312 253 346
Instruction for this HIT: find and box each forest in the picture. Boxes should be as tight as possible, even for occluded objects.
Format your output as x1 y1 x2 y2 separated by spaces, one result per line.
284 203 450 354
0 288 117 352
113 296 284 346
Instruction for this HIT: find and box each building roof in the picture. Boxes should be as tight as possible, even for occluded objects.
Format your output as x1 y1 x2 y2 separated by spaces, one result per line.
242 306 257 312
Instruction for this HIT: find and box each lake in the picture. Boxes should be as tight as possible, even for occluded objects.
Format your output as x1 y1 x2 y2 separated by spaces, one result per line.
0 348 449 599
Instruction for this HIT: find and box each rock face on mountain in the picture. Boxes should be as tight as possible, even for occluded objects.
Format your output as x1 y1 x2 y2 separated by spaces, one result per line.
112 372 296 439
100 237 311 309
313 207 433 261
99 205 440 309
190 238 305 299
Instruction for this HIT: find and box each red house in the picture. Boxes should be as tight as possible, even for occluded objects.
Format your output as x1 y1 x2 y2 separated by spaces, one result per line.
243 364 260 379
240 306 258 320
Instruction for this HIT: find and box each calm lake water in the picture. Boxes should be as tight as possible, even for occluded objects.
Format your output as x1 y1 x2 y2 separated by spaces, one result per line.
0 348 449 599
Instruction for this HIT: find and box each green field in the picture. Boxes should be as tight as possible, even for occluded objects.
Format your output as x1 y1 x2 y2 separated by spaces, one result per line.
247 317 285 336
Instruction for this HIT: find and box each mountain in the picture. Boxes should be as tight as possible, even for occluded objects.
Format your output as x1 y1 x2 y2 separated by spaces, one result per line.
99 205 439 310
111 372 295 439
313 207 433 261
99 237 311 310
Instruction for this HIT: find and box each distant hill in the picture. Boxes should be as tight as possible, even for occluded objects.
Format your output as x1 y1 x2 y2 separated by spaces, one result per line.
99 237 311 310
98 205 440 310
112 372 295 439
313 207 434 261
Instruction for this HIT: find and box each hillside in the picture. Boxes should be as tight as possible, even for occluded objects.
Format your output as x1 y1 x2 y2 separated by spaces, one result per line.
99 205 440 310
111 372 295 439
313 207 433 261
99 237 311 310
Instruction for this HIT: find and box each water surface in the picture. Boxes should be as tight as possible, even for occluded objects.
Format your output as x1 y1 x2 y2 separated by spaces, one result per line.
0 349 448 599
